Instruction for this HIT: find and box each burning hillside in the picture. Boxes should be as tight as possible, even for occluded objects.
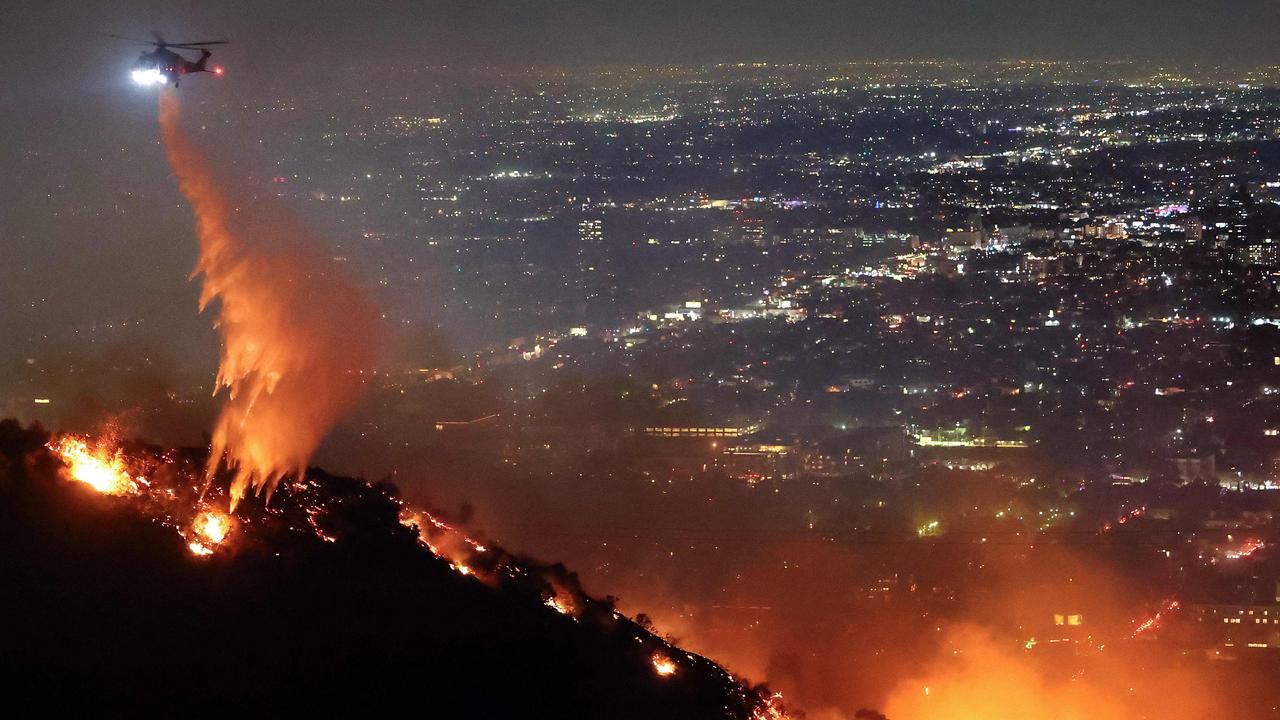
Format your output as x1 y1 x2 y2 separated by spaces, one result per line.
0 419 791 717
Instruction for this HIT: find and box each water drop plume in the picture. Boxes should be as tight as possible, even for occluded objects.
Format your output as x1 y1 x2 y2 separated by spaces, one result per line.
159 92 379 510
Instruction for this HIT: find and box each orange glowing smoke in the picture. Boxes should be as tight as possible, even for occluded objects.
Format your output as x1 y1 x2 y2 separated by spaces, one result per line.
884 626 1115 720
158 92 379 510
48 436 141 495
882 624 1220 720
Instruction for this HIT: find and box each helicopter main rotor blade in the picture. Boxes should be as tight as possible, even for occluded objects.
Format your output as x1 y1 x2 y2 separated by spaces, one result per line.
102 32 157 46
167 41 230 47
150 29 167 45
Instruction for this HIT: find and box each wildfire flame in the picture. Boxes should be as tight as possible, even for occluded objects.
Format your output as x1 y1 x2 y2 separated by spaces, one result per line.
1130 599 1180 639
50 433 237 557
158 92 379 511
1225 539 1264 560
188 543 215 556
48 436 140 496
545 595 575 616
187 509 233 556
652 653 677 677
750 692 790 720
195 510 230 544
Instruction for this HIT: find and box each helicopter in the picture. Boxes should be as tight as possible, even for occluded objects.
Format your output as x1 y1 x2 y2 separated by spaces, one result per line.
105 32 228 87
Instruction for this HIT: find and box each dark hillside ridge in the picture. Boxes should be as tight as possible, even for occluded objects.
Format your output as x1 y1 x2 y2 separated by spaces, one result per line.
0 420 780 718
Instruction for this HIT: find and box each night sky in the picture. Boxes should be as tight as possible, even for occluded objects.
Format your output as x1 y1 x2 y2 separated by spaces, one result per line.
7 0 1280 84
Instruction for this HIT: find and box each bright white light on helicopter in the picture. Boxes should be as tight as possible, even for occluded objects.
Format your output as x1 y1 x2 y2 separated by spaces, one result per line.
131 68 165 86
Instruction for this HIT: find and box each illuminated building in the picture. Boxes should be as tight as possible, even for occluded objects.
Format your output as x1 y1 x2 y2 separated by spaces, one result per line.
578 218 604 248
1227 185 1253 242
1183 214 1203 243
804 426 910 475
944 211 987 251
913 427 1029 449
1173 454 1216 484
719 444 797 482
644 425 760 438
1239 240 1280 267
1192 605 1280 653
713 214 771 246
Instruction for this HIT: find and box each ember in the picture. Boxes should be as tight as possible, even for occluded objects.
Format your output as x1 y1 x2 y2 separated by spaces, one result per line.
1225 539 1264 560
1131 599 1180 639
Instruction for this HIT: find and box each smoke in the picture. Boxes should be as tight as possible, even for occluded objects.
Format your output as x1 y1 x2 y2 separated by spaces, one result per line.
883 624 1110 720
1 338 216 446
158 92 379 510
372 454 1249 719
881 622 1224 720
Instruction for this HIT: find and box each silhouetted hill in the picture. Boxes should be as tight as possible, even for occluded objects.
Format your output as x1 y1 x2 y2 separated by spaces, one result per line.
0 420 780 718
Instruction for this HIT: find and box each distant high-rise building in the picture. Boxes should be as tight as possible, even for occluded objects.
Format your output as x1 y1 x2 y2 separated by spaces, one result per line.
1183 214 1203 243
1240 240 1280 267
578 219 604 249
577 218 605 269
994 224 1030 248
1224 184 1254 243
576 218 611 302
945 211 988 251
713 213 770 245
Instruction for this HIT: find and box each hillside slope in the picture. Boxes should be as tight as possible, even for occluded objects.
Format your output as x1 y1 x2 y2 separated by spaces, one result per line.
0 420 783 718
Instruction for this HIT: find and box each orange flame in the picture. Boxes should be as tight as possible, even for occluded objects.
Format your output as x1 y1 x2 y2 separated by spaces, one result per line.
750 692 791 720
187 509 233 556
544 595 575 616
195 510 231 544
48 436 140 496
1225 539 1264 559
1131 599 1180 639
651 653 677 677
186 504 232 556
158 92 379 510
